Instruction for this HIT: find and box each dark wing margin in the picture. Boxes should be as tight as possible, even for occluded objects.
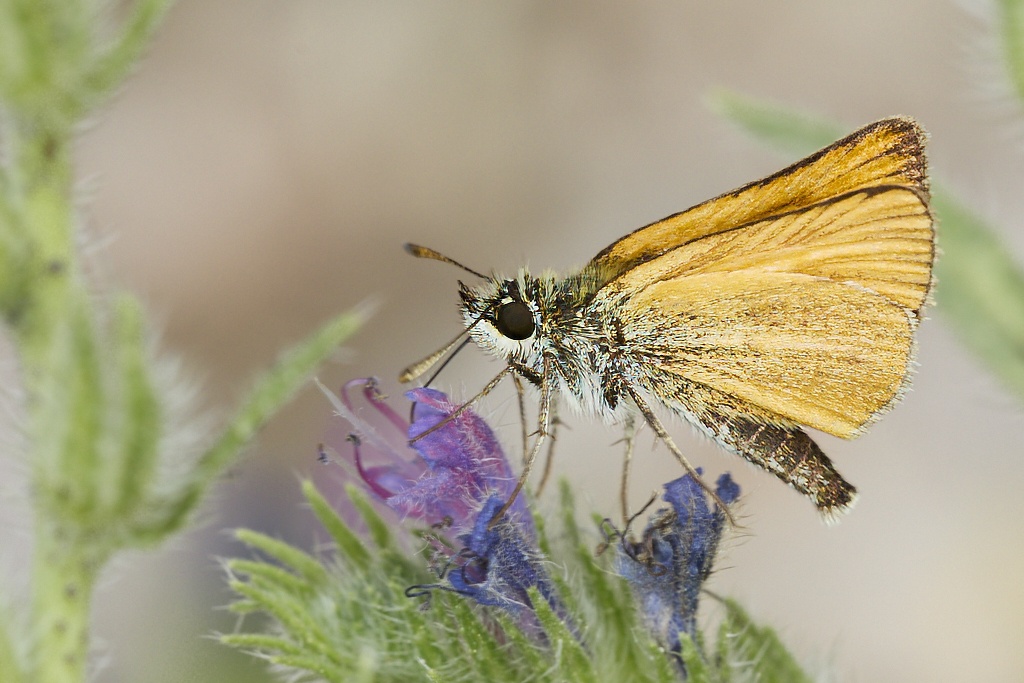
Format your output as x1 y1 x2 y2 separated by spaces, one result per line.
586 117 928 285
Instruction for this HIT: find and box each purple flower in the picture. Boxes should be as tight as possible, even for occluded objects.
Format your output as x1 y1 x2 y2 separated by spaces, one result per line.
320 378 559 624
614 470 740 659
443 495 563 626
320 378 529 536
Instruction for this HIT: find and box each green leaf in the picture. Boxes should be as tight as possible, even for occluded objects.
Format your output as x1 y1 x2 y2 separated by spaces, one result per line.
80 0 176 111
202 306 369 484
132 306 369 540
707 89 843 154
643 638 682 683
494 610 551 675
716 598 811 683
227 579 338 668
228 559 315 596
345 483 394 552
107 294 161 517
709 90 1024 401
233 529 328 585
303 480 371 570
678 634 710 682
531 586 596 683
41 301 104 518
931 192 1024 396
558 478 581 548
272 654 345 683
0 4 379 681
225 478 808 683
219 633 303 657
1000 0 1024 105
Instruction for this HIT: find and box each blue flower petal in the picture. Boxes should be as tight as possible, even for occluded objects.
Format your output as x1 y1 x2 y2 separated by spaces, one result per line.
616 470 740 659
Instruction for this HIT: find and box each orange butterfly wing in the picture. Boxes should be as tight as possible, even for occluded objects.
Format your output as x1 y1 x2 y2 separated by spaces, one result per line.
601 184 934 437
587 117 929 287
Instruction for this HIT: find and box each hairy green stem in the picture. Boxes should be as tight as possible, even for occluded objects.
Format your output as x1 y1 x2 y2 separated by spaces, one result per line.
0 2 368 680
31 522 107 683
4 115 96 683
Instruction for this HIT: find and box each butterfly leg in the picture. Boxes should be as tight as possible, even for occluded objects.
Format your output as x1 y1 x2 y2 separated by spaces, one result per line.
512 373 529 464
409 366 512 443
534 399 560 498
625 386 736 525
489 355 555 527
619 413 637 527
511 370 561 499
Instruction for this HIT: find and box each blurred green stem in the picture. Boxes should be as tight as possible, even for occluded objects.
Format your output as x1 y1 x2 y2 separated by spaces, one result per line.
31 523 104 682
1000 0 1024 103
0 2 368 681
5 108 95 683
0 3 172 676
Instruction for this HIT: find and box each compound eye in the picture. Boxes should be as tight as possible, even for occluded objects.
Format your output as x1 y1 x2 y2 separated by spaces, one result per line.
494 301 535 340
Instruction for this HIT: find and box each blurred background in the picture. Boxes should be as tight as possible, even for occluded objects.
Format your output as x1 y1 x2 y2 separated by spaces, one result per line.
52 0 1024 680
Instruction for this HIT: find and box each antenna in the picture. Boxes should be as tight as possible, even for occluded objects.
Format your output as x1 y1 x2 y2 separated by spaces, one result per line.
404 243 487 279
399 312 488 384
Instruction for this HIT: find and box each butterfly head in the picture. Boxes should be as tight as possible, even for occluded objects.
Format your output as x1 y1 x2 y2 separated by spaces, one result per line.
459 271 547 376
399 244 554 385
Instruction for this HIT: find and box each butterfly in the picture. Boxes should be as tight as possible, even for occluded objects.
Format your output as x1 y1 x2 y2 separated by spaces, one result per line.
401 117 935 522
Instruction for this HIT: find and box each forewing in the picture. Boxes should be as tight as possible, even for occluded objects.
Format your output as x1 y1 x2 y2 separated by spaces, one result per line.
588 117 928 284
607 186 934 437
606 186 933 313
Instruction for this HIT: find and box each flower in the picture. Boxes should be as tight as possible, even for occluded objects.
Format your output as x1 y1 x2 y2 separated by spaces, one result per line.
614 470 740 660
320 377 530 535
319 378 557 623
443 494 563 626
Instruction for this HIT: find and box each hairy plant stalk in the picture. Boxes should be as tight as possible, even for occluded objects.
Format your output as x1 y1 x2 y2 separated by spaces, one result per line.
0 4 365 680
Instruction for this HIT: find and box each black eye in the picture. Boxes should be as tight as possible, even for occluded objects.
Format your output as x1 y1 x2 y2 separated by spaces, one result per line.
494 301 535 340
